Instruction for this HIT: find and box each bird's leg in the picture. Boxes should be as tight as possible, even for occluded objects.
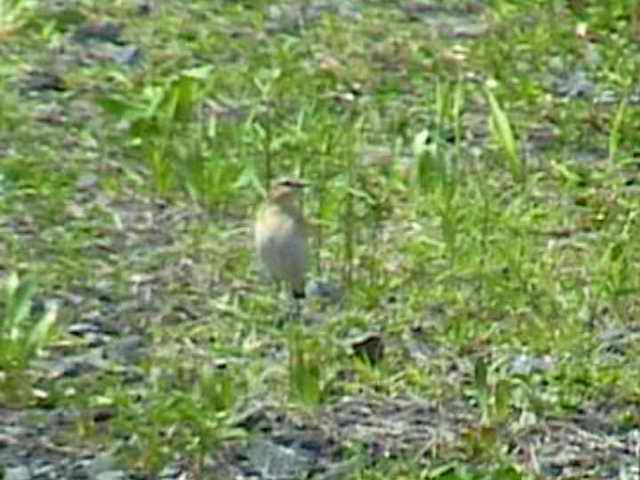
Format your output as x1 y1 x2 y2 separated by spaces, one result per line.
290 297 302 321
274 282 290 326
274 284 304 324
282 295 299 323
289 285 306 322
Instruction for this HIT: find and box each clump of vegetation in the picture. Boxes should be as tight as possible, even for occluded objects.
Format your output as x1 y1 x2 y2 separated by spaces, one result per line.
0 272 58 403
2 0 640 477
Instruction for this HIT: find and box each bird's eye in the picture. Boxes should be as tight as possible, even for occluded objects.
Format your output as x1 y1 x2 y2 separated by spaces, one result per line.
277 178 304 189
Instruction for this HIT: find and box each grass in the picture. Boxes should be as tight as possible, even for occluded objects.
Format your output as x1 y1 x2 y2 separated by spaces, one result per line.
0 272 59 404
1 0 640 477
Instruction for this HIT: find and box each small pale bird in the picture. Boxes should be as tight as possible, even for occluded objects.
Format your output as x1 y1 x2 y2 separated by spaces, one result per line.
255 178 309 302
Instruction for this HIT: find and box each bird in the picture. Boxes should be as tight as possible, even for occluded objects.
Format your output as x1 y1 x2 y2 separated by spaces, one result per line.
255 178 309 304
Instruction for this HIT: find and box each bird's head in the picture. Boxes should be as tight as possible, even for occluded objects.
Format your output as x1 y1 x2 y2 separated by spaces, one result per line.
268 177 307 206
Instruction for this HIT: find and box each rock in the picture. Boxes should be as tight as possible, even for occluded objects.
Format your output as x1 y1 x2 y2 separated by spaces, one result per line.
4 466 30 480
73 21 123 44
306 279 343 304
350 332 385 365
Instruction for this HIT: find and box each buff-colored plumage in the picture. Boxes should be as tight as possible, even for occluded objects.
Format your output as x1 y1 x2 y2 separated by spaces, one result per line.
255 178 308 299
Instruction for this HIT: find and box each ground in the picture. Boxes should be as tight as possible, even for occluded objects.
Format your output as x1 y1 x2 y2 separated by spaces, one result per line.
1 1 640 479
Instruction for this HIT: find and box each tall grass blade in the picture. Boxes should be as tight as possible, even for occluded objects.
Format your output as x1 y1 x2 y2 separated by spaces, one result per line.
486 89 524 183
608 95 628 165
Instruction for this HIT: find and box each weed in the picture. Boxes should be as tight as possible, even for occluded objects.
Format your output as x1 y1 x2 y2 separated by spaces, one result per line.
0 272 58 404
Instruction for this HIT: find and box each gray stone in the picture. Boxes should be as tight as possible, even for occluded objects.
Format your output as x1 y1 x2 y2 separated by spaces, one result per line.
4 466 30 480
